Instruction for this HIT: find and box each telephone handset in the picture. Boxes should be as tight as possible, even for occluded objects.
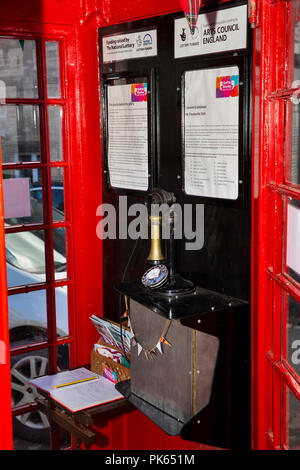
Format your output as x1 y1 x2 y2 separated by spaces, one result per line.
141 188 194 296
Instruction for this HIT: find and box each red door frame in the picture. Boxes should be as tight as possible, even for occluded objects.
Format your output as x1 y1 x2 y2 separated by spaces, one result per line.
0 142 13 450
251 0 300 449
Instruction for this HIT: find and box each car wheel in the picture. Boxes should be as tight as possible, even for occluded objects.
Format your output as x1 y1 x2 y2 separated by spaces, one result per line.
11 354 50 444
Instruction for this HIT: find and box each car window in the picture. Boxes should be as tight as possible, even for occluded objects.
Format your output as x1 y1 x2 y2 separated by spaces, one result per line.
6 227 66 274
31 188 43 201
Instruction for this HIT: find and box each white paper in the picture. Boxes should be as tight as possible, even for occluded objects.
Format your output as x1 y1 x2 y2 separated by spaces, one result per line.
287 203 300 276
29 367 99 393
174 4 247 59
51 376 122 412
184 66 239 200
103 29 157 63
107 83 149 191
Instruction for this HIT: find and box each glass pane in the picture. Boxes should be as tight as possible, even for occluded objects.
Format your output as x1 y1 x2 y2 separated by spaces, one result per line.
48 106 63 161
3 168 44 225
0 105 40 164
6 230 46 287
286 293 300 374
285 198 300 284
45 42 61 98
51 167 64 217
286 386 300 449
0 38 38 98
55 286 69 337
8 290 48 347
285 100 300 186
11 349 50 449
53 227 66 280
57 344 70 371
291 1 300 85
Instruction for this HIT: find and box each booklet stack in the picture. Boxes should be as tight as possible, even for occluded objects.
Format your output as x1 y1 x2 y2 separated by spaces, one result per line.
89 316 131 384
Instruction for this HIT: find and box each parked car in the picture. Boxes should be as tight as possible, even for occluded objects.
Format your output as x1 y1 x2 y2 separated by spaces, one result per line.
6 199 69 443
31 185 64 213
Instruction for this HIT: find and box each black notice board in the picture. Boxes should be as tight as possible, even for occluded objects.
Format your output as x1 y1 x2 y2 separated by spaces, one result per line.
98 0 252 207
98 0 252 312
98 1 252 449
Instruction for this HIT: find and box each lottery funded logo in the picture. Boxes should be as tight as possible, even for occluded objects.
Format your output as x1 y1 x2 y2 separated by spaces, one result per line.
216 75 239 98
131 83 147 102
179 26 199 44
143 33 152 46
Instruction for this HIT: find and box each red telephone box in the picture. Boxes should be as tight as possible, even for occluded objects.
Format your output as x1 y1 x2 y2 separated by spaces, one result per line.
0 0 299 451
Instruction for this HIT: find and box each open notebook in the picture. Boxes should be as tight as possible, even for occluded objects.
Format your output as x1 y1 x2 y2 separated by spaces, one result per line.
30 367 123 412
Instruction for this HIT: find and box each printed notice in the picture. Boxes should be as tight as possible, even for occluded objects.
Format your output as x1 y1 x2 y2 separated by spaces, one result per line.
102 29 157 63
107 82 149 191
175 4 247 58
184 66 239 200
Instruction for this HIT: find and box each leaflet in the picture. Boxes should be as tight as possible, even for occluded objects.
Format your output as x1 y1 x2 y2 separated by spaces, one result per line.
107 82 149 191
184 66 239 200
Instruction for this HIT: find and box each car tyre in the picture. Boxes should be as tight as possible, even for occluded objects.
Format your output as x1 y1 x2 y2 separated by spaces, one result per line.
11 352 50 444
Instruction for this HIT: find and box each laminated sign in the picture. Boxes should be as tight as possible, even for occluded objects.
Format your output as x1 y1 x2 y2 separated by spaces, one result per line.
102 29 157 63
175 4 247 58
184 66 240 200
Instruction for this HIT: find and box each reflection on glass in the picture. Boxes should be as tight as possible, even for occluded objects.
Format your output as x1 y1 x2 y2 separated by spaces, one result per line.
292 2 300 85
286 386 300 449
6 230 46 287
48 106 63 161
57 344 70 371
285 198 300 284
55 286 69 337
285 100 300 186
51 167 64 217
53 227 66 280
286 294 300 375
11 349 50 448
3 168 44 225
0 38 38 98
0 105 40 164
45 42 60 98
8 290 48 346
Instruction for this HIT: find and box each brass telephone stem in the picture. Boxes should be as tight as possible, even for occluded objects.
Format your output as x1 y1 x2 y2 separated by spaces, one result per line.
147 215 165 263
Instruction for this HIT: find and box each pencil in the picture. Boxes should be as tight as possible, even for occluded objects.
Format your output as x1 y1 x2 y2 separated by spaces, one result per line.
55 376 98 388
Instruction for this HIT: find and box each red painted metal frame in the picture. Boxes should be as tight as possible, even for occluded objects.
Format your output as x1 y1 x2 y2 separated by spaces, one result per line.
252 0 300 450
0 141 13 450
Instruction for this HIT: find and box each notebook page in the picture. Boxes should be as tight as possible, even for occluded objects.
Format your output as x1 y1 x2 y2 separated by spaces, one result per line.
29 367 99 393
50 375 123 412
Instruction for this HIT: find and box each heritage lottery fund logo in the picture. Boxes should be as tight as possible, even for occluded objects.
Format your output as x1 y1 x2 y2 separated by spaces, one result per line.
131 83 147 102
216 75 239 98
